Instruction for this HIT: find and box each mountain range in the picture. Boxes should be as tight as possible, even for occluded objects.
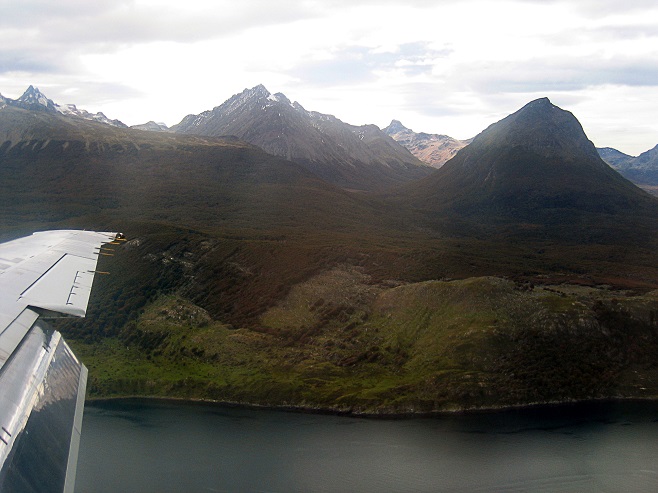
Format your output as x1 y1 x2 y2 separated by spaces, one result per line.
4 84 657 192
2 85 658 413
0 85 128 128
170 85 433 191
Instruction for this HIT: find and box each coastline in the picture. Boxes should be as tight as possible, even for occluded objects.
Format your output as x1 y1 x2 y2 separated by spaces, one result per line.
83 393 658 419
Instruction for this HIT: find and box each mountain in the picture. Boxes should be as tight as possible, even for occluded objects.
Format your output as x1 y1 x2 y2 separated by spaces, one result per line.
2 86 127 128
172 85 432 191
4 95 658 415
131 121 170 132
597 146 633 167
0 104 383 235
404 98 658 241
12 85 60 112
599 145 658 187
383 120 468 168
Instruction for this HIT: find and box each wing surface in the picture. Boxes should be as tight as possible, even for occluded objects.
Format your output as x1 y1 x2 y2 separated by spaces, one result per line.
0 230 118 493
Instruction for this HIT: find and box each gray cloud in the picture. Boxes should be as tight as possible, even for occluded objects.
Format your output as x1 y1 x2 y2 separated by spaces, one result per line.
456 57 658 95
0 50 67 75
0 0 318 46
290 43 451 87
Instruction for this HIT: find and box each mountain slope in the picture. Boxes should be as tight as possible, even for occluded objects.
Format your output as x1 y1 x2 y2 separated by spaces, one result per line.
599 145 658 187
598 147 633 167
383 120 468 168
0 105 385 235
403 98 658 242
172 85 432 190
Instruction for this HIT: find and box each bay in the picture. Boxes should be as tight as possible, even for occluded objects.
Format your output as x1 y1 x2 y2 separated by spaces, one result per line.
75 399 658 492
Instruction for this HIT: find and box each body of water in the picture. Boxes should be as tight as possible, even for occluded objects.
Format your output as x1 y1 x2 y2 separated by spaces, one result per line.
76 399 658 492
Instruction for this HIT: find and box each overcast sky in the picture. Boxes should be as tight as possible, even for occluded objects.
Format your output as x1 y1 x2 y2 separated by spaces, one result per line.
1 0 658 155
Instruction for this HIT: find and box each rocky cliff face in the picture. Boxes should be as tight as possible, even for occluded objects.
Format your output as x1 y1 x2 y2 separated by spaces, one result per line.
383 120 468 168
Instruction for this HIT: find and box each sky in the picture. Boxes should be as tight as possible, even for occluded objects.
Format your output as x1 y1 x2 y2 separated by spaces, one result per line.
1 0 658 155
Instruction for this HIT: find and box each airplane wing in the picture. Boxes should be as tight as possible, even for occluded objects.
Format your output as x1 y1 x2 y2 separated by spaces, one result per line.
0 230 120 493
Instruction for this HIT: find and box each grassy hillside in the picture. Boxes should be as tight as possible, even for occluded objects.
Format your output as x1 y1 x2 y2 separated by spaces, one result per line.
66 275 658 414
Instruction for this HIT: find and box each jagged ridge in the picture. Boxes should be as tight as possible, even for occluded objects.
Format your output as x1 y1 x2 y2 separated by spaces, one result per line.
1 86 127 128
172 85 432 191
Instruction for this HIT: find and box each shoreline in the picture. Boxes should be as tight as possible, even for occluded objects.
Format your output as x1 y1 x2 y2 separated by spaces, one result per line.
83 394 658 419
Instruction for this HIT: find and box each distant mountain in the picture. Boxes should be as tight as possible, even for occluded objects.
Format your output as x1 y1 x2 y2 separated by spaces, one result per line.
172 85 432 191
0 103 386 234
131 121 170 132
597 147 633 167
405 97 657 242
598 145 658 187
383 120 468 168
1 86 127 128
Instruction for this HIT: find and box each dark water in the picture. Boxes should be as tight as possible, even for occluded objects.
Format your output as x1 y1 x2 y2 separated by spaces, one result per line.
75 399 658 493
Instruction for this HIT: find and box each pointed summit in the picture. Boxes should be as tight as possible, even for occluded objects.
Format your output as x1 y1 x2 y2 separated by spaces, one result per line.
236 84 270 103
407 98 656 232
472 97 601 163
16 85 58 112
384 120 410 135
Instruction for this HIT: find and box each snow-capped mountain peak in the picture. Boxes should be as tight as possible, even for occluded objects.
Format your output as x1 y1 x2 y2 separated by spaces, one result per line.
17 85 58 112
4 86 127 128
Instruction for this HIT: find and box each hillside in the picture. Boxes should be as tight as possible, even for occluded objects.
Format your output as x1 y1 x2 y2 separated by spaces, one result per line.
172 85 432 191
72 276 658 414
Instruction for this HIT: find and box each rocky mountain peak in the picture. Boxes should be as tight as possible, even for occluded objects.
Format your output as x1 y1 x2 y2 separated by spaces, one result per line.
2 85 127 127
245 84 271 101
16 85 58 112
384 120 410 134
410 97 653 220
384 120 467 169
19 85 46 101
473 97 601 163
172 84 431 190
